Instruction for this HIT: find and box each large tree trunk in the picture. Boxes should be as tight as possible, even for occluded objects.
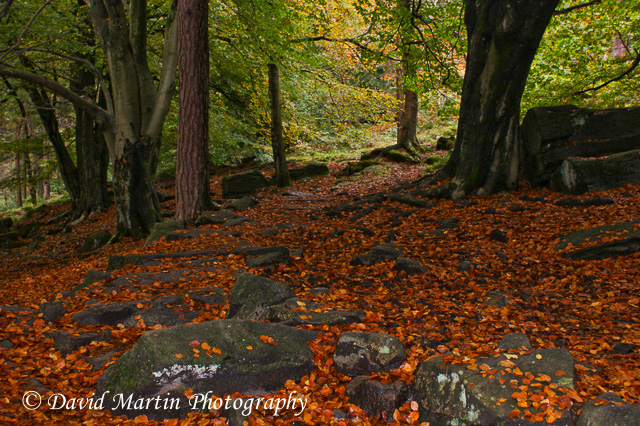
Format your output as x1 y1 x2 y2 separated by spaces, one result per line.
175 0 211 222
440 0 559 199
87 0 178 238
268 63 291 187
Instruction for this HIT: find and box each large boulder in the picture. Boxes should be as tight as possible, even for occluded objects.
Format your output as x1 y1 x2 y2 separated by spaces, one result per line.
288 162 330 181
226 273 296 320
222 170 269 198
78 230 111 253
413 348 576 425
334 332 406 377
346 377 408 422
576 392 640 426
95 319 317 420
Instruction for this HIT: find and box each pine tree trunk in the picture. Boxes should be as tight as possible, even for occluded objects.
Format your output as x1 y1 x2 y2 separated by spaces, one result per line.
175 0 211 222
269 63 291 187
442 0 559 198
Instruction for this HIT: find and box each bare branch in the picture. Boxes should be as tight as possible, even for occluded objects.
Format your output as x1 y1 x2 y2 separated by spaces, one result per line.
0 0 14 23
574 51 640 95
554 0 601 16
0 0 54 63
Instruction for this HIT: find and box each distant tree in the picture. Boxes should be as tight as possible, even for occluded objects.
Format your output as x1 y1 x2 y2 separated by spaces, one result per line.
175 0 211 222
268 62 291 187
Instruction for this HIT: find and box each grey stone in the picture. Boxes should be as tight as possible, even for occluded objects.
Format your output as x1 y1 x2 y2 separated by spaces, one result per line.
74 270 112 291
196 210 242 225
245 246 291 268
389 194 435 209
485 290 511 308
577 392 640 426
78 230 111 253
145 219 186 246
334 332 406 377
228 196 257 211
268 307 366 327
39 301 67 323
346 378 408 422
394 257 427 274
498 333 532 351
289 162 330 181
222 169 269 198
227 273 296 320
47 330 112 355
488 229 508 243
95 319 317 420
0 339 14 349
436 136 455 151
413 349 576 425
186 287 227 306
350 244 405 266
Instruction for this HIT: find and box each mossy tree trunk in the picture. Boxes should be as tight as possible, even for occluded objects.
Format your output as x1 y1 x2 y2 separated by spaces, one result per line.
268 62 291 187
440 0 559 199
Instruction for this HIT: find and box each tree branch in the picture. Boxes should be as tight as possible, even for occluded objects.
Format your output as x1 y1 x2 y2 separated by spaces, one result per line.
574 51 640 95
554 0 601 15
0 0 54 62
0 64 115 152
0 0 14 23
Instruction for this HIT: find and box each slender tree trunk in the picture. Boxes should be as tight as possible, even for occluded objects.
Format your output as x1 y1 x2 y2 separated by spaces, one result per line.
397 89 419 151
268 63 291 187
440 0 559 199
175 0 211 222
15 154 22 208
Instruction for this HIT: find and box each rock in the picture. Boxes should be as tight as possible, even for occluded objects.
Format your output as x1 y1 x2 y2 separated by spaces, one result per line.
227 273 296 320
288 162 330 180
78 230 111 253
185 287 228 306
244 246 291 269
334 332 407 377
196 210 243 225
350 244 405 266
438 217 460 230
267 307 366 327
0 232 20 246
72 301 198 327
228 196 256 211
457 260 480 272
47 330 112 355
0 339 14 349
346 377 408 422
74 270 112 291
576 392 640 426
0 217 12 231
488 228 508 243
95 319 317 420
555 219 640 251
384 150 416 163
498 332 532 350
222 169 269 198
436 136 455 151
39 301 67 323
84 351 117 371
389 194 435 208
555 197 615 208
16 222 40 238
394 257 427 274
564 236 640 261
413 348 576 425
485 290 511 308
308 287 330 295
608 343 635 355
145 219 186 246
336 160 383 178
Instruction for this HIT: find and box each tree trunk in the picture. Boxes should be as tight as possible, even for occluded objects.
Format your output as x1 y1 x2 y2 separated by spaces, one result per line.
397 88 420 151
440 0 559 199
268 63 291 187
71 56 110 217
175 0 211 222
15 154 22 208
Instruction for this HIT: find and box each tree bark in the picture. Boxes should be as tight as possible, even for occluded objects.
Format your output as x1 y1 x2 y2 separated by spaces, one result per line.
397 88 420 151
15 154 22 207
440 0 559 199
268 63 291 187
175 0 211 222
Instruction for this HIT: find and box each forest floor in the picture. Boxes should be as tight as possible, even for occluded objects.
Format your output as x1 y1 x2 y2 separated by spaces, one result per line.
0 157 639 425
